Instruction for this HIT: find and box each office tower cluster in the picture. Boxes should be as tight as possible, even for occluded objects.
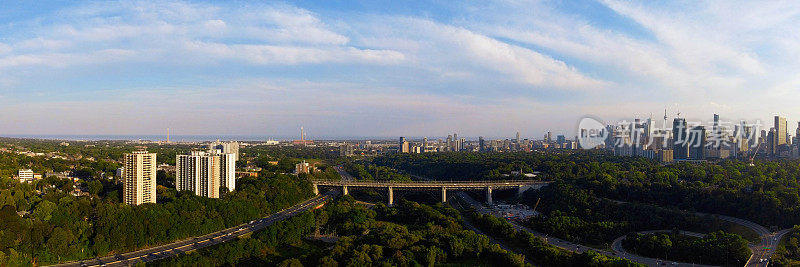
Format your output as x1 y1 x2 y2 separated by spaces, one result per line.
394 131 578 154
606 112 800 162
175 141 239 199
123 150 157 205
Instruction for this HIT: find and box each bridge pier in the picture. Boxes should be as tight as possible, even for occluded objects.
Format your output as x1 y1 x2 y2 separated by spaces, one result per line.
517 185 525 199
441 187 447 203
486 186 493 205
388 187 394 206
342 185 348 195
313 184 319 195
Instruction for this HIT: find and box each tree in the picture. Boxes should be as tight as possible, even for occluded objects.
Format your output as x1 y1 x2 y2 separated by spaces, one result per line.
46 227 76 261
88 180 103 196
0 191 14 210
33 200 56 222
277 258 303 267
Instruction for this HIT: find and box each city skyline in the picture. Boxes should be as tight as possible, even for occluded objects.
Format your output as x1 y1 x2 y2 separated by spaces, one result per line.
4 1 800 137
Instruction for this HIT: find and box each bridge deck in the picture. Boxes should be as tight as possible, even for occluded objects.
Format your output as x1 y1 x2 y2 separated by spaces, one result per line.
311 180 549 189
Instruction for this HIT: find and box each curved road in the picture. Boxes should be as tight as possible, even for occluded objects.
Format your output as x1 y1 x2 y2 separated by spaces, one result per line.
610 230 714 267
49 191 338 267
697 213 789 267
609 199 793 267
460 191 793 267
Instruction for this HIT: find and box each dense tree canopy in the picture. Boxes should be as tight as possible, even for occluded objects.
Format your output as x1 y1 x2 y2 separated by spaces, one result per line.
622 231 750 266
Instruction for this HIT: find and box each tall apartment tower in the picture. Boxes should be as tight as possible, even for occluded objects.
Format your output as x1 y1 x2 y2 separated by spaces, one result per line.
123 150 157 205
209 141 240 162
176 151 221 198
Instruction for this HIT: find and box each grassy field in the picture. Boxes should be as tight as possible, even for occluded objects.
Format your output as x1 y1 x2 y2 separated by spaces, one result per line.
723 222 760 243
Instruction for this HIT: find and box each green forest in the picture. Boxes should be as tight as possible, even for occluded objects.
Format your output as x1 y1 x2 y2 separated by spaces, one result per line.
154 197 532 266
621 231 750 266
371 151 800 228
0 138 317 265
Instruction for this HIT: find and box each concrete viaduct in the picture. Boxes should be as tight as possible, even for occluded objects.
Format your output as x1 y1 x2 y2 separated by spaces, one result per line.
311 180 550 206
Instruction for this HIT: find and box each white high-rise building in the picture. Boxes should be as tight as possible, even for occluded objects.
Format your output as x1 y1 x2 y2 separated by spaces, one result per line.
176 149 237 197
176 151 221 198
217 151 236 191
123 151 157 205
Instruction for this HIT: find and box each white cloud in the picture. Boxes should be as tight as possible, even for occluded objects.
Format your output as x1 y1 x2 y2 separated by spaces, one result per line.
0 49 137 68
600 0 766 76
7 0 800 136
0 43 11 54
183 41 404 65
355 17 608 91
0 1 397 70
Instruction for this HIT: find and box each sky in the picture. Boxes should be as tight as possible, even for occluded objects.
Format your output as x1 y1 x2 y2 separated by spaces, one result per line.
2 0 800 139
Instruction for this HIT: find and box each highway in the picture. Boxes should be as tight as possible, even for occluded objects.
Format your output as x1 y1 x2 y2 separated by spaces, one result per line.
699 213 789 267
607 199 794 267
448 193 535 265
457 191 799 267
455 191 618 255
744 227 791 267
334 165 354 181
49 191 337 267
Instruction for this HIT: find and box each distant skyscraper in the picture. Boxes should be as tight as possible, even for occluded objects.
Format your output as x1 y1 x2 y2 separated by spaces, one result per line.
399 137 410 153
516 132 520 143
446 135 453 151
547 132 552 143
123 150 157 205
795 122 800 138
479 136 485 152
422 137 428 153
688 126 706 160
774 116 788 155
176 151 221 198
768 128 776 156
453 133 458 151
673 118 689 160
557 135 566 144
711 114 720 150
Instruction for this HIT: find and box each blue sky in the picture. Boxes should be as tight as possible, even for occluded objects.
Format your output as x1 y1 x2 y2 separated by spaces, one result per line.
2 0 800 139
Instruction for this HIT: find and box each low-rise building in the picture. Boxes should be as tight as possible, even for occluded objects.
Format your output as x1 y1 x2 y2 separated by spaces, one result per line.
296 160 311 175
18 169 34 182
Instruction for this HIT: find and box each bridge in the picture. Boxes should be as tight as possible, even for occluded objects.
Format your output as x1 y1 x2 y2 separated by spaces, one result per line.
311 180 550 206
